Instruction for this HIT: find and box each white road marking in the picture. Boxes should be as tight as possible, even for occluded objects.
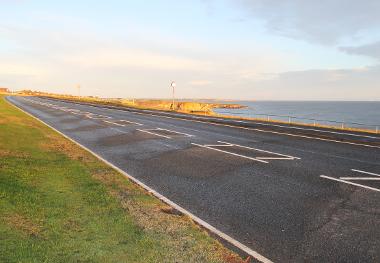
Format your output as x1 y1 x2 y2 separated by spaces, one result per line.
203 144 234 147
8 97 272 263
86 113 111 119
136 129 171 139
256 157 299 160
155 127 194 137
119 120 143 126
339 177 380 181
351 169 380 177
320 175 380 192
217 141 300 160
191 143 268 163
103 119 143 127
103 120 125 127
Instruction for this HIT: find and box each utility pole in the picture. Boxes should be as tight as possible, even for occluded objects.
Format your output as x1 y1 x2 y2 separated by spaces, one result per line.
170 81 176 110
77 84 81 97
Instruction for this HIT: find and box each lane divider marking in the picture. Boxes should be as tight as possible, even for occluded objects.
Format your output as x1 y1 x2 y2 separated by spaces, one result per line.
191 143 268 164
137 129 172 139
156 127 194 137
351 169 380 177
217 141 300 160
339 177 380 181
320 175 380 192
103 119 143 127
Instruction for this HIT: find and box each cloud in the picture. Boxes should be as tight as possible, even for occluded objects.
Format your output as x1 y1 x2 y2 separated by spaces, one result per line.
247 65 380 100
234 0 380 44
340 41 380 60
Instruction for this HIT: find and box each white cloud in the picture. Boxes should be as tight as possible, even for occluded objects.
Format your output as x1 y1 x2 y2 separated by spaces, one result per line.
234 0 380 45
340 41 380 60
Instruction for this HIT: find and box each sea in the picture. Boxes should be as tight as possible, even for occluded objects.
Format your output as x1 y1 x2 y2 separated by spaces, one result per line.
213 101 380 131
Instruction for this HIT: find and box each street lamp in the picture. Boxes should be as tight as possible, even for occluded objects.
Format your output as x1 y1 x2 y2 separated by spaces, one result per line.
170 81 176 110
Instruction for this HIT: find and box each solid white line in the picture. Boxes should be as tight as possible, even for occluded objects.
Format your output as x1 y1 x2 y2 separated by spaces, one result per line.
351 169 380 177
320 175 380 192
6 97 274 263
156 127 194 137
256 157 295 160
136 129 171 139
38 98 380 148
191 143 268 163
217 141 301 160
103 120 125 127
339 177 380 181
86 113 111 119
204 144 234 147
117 120 143 126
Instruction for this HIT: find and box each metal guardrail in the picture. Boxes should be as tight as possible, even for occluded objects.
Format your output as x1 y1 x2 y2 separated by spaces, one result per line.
214 110 379 133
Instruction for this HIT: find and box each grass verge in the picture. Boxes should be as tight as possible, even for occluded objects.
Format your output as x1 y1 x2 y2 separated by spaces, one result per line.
0 95 244 263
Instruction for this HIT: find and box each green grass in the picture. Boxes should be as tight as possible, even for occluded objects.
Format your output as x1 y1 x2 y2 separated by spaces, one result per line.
0 95 243 263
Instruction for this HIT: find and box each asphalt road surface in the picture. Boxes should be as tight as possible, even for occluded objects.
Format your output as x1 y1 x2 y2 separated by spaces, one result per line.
7 96 380 263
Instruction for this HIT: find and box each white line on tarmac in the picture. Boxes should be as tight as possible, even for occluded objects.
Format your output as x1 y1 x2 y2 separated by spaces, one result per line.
117 120 143 126
86 113 111 119
103 120 126 127
204 144 234 147
103 119 143 127
217 141 301 160
256 157 297 160
351 169 380 177
339 177 380 181
6 97 274 263
156 127 194 137
191 143 268 163
320 175 380 192
136 129 171 139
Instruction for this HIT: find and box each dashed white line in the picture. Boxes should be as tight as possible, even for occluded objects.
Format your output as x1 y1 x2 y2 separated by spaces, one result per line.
103 120 126 127
217 141 300 160
339 177 380 181
191 143 268 163
351 169 380 177
320 175 380 192
137 129 171 139
156 128 193 137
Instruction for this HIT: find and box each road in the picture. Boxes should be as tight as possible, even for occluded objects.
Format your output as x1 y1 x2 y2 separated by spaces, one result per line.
7 95 380 262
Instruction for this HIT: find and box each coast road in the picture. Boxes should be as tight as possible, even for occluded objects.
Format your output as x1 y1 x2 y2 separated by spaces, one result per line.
7 96 380 263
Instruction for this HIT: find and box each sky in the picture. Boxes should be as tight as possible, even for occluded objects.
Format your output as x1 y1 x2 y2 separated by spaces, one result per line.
1 0 380 100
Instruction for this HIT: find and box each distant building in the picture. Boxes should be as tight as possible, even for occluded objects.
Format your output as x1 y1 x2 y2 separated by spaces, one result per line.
0 87 9 93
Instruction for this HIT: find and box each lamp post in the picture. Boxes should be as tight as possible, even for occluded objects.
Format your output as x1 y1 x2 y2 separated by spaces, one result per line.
170 81 176 110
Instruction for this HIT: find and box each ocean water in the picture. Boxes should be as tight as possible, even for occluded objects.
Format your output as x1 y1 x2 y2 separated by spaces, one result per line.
213 101 380 131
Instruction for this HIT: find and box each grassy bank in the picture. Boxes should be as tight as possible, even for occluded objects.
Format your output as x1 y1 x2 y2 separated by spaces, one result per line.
0 95 244 263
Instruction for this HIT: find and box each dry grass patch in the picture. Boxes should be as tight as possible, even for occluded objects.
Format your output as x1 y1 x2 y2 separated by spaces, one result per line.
40 133 95 163
4 213 43 237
